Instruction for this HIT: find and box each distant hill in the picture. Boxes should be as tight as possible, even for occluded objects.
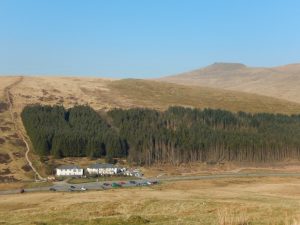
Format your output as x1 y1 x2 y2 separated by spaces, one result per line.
160 62 300 104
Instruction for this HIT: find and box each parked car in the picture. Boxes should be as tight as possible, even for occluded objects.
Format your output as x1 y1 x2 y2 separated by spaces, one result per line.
103 183 110 186
49 187 56 191
80 186 87 191
129 180 136 184
111 183 121 188
20 189 25 193
70 185 76 189
119 181 126 185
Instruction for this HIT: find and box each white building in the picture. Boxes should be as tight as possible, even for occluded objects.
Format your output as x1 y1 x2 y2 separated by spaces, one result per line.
87 163 120 175
123 169 143 177
56 165 83 177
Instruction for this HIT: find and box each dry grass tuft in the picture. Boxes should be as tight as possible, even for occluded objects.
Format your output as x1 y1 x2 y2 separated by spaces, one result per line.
217 208 250 225
284 217 300 225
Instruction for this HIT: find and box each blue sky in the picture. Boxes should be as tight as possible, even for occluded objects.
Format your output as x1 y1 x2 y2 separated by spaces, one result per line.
0 0 299 78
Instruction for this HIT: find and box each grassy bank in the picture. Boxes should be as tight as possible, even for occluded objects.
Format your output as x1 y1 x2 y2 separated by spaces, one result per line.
1 177 300 224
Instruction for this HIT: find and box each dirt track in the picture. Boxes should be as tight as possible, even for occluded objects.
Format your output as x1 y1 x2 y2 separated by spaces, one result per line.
4 77 44 181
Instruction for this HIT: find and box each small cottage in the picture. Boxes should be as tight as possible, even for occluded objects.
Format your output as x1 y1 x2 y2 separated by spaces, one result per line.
56 165 84 177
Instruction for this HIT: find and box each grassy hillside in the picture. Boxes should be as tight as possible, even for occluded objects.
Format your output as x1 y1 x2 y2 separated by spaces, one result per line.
2 76 300 180
160 62 300 104
0 77 33 181
4 76 300 115
109 79 300 114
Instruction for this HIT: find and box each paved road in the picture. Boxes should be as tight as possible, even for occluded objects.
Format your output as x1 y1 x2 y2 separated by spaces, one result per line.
51 179 153 192
0 179 154 195
1 172 300 195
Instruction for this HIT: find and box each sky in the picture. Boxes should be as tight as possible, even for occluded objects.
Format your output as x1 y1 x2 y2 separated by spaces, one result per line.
0 0 300 78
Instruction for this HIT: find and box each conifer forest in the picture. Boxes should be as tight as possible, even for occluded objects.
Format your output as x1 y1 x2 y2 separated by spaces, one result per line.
21 105 300 165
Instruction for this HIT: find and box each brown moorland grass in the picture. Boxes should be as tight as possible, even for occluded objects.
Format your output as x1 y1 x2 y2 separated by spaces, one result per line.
0 177 300 225
141 161 300 178
160 62 300 104
5 76 300 115
0 77 31 181
109 79 300 114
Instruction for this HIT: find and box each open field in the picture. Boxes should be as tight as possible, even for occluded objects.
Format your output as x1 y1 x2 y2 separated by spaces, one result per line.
142 162 300 178
1 177 300 225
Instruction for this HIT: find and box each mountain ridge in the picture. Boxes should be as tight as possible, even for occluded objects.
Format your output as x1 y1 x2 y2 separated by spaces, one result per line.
160 62 300 103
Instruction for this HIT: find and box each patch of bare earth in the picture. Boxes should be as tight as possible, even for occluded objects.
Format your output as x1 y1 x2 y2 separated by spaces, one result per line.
0 153 11 164
0 126 11 132
0 102 9 113
0 138 5 145
21 164 32 172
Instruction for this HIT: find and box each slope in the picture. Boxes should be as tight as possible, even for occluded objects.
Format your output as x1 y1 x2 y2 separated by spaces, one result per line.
2 76 300 180
160 62 300 103
4 76 300 114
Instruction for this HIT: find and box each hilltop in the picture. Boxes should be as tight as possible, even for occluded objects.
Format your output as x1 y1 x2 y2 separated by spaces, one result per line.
160 62 300 103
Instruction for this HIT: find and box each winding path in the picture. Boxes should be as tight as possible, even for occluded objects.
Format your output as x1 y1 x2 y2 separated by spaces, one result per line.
4 76 45 181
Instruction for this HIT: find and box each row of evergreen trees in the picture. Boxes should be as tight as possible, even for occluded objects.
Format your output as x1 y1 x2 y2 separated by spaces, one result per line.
21 105 300 165
21 105 126 159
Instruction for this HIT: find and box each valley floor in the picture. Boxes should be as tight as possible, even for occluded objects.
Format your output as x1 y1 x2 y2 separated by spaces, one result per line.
0 176 300 225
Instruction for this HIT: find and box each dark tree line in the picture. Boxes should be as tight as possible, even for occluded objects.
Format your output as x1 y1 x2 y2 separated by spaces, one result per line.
22 105 300 165
109 107 300 165
21 105 126 159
